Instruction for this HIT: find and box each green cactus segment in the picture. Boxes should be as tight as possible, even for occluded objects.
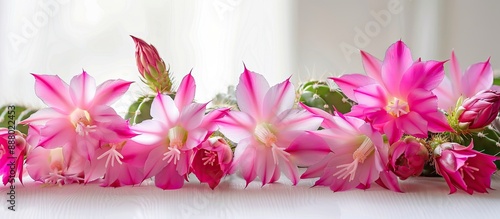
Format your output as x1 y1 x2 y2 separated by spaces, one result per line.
493 77 500 86
461 128 500 169
298 81 352 114
125 95 154 125
0 105 37 135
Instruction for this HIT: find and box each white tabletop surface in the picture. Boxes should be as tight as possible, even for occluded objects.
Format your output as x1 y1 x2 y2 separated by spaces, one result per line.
1 169 499 219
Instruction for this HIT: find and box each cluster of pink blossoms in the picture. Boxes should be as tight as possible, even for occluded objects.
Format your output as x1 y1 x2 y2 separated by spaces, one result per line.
1 38 499 194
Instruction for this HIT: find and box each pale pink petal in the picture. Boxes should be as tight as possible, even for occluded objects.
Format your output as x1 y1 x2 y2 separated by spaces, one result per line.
356 155 379 187
450 51 462 93
232 139 257 186
20 108 65 125
462 58 493 97
38 118 76 149
255 146 276 185
434 77 458 111
84 149 107 183
399 61 445 97
269 166 281 184
353 84 388 108
174 72 196 110
93 79 133 106
274 109 322 132
286 132 331 166
116 164 144 186
175 151 192 175
235 66 270 118
121 141 155 167
184 128 208 149
131 120 167 145
299 103 337 128
218 111 255 143
361 50 383 84
381 40 414 95
155 163 185 190
150 94 179 127
396 112 428 138
69 71 96 108
332 74 376 101
278 156 299 185
25 147 51 182
143 146 168 179
179 103 208 130
32 74 73 113
262 78 295 119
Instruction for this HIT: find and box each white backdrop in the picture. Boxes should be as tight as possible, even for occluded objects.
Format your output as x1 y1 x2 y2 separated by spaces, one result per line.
2 0 500 111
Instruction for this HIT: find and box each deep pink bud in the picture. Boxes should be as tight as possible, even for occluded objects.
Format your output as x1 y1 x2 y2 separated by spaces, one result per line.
389 137 428 180
1 129 28 185
458 90 500 130
131 35 172 93
191 137 233 189
434 141 498 194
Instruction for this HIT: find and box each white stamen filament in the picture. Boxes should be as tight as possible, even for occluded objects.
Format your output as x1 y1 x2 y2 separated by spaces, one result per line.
97 144 124 168
333 137 375 181
163 146 181 164
254 123 278 147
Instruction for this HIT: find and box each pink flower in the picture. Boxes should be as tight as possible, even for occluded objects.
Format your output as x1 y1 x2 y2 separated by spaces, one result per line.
457 90 500 131
434 141 498 194
333 40 452 144
131 35 172 93
218 66 324 186
434 51 494 112
300 106 401 192
191 137 233 189
26 147 86 185
389 137 428 180
130 73 227 189
21 71 135 161
83 139 145 187
1 128 27 185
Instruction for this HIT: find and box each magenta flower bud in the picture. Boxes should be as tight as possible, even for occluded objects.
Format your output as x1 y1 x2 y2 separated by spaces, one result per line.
131 35 172 93
433 141 498 194
389 137 428 180
191 137 233 189
458 90 500 130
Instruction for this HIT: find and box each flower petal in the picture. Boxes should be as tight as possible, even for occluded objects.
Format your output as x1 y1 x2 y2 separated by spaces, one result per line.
332 74 376 101
154 163 185 190
399 61 445 97
32 74 73 113
38 118 76 149
353 84 388 108
255 146 276 185
262 78 295 120
174 73 196 110
381 40 414 95
274 109 322 132
218 111 255 143
286 132 331 166
150 94 179 127
434 77 458 111
143 146 168 179
396 112 428 138
278 156 299 185
93 79 133 106
462 58 493 97
235 66 270 118
20 108 65 126
131 120 167 145
69 71 97 108
450 51 462 93
179 103 208 130
361 50 383 84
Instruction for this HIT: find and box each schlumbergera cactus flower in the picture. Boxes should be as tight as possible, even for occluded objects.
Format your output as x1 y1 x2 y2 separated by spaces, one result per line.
300 105 401 192
433 141 498 194
191 136 233 189
0 128 27 185
130 73 227 190
218 66 327 186
131 35 173 94
389 137 428 180
20 71 136 162
457 90 500 131
333 40 452 144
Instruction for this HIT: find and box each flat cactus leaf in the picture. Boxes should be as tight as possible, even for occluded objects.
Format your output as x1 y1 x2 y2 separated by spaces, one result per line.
461 128 500 169
124 95 154 125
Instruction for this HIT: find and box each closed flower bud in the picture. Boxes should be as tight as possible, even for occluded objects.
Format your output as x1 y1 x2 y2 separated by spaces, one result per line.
389 137 428 180
458 90 500 131
131 35 173 93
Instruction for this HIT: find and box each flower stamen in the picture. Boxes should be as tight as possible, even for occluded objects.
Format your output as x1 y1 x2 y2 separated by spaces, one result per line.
386 97 409 117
